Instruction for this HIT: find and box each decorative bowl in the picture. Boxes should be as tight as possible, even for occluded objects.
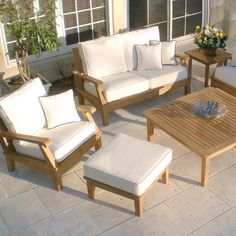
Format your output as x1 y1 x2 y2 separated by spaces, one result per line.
192 100 228 119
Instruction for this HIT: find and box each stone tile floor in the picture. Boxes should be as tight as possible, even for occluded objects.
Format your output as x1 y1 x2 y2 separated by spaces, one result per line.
1 73 236 235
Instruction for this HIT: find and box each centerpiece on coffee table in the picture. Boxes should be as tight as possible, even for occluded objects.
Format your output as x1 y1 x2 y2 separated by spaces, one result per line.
194 24 227 56
192 100 228 119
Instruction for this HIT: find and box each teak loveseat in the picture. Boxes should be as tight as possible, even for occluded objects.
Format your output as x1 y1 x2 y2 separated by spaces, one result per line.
73 26 191 126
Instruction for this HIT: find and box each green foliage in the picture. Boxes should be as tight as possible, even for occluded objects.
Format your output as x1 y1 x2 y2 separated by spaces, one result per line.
0 0 60 80
0 0 60 57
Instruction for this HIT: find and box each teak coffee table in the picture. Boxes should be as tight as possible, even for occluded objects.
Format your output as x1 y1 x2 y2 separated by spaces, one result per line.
144 87 236 186
185 48 231 87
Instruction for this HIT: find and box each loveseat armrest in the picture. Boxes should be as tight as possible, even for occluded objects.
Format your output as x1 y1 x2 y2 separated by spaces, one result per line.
76 104 96 114
0 130 51 147
73 70 103 85
175 53 190 67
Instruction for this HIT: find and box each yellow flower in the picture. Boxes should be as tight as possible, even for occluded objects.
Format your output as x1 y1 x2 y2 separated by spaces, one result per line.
198 39 202 43
196 25 200 30
205 24 209 29
195 32 201 40
219 32 224 38
215 32 219 37
204 37 207 41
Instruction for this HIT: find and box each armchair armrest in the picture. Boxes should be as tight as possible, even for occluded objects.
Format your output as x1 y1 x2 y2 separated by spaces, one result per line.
76 104 96 114
0 130 51 147
175 53 190 67
73 70 103 85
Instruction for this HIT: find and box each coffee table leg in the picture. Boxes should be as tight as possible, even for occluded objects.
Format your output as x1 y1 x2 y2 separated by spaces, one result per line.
201 157 211 186
147 119 154 142
204 65 210 87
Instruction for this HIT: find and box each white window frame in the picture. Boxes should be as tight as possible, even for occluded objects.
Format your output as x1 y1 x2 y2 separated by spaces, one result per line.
0 0 113 67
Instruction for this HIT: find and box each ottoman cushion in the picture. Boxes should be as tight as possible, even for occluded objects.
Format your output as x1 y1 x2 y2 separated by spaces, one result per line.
84 133 172 196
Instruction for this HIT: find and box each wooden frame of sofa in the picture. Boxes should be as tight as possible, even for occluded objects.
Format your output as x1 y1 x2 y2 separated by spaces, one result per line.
73 48 191 126
0 105 102 191
211 61 236 97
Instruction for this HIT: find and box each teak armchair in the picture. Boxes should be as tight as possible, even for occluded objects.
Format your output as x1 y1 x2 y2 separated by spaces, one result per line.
0 78 102 191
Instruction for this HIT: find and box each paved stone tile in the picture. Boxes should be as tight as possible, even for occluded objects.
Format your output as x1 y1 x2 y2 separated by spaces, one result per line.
170 152 202 189
208 166 236 207
0 190 49 233
156 134 190 159
12 205 99 236
145 180 183 210
165 186 230 230
209 148 236 176
79 191 134 231
0 184 7 201
0 216 10 236
0 167 36 197
100 203 192 236
143 93 173 108
34 172 88 214
188 207 236 236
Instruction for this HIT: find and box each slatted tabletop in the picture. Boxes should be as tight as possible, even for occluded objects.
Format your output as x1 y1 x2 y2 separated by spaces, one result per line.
144 88 236 186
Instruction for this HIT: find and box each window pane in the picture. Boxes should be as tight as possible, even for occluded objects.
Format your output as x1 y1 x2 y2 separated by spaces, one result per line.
4 26 17 41
66 28 78 45
93 8 105 22
172 18 185 38
39 0 48 12
129 0 147 29
94 22 107 38
79 26 93 41
77 0 90 10
18 0 35 18
187 0 202 14
78 11 91 25
186 13 202 34
64 14 77 28
173 0 185 18
7 43 15 60
149 0 167 24
92 0 105 8
158 22 167 41
62 0 75 13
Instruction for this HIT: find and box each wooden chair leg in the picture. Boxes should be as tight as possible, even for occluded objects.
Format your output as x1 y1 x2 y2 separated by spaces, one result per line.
101 107 109 126
134 195 144 217
95 135 102 151
185 84 191 95
87 180 96 199
5 155 15 172
52 171 63 191
162 167 169 184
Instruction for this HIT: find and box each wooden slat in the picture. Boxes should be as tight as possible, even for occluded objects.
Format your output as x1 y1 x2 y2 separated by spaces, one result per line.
144 87 236 158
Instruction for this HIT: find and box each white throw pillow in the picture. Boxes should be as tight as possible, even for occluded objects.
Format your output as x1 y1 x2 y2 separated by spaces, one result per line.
150 40 177 65
135 44 163 71
78 34 128 78
230 42 236 66
39 90 81 129
0 78 47 137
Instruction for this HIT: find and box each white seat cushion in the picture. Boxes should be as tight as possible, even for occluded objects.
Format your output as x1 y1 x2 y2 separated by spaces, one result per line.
131 65 187 89
121 26 160 71
78 34 128 78
0 78 46 141
84 72 150 102
14 121 96 163
84 133 172 196
215 66 236 87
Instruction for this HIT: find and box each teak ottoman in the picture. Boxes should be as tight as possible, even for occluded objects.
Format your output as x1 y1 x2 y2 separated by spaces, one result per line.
83 133 172 216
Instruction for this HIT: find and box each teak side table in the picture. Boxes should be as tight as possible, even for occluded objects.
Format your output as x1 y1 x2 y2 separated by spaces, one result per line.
185 48 232 87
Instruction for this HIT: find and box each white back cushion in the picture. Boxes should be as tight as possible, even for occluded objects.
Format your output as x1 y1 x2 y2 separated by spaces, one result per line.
78 34 128 78
150 40 177 65
0 78 46 136
39 89 81 129
135 44 163 71
120 26 160 71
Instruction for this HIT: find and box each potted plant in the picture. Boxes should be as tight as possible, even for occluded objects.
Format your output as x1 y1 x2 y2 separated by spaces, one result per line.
0 0 60 82
194 24 228 56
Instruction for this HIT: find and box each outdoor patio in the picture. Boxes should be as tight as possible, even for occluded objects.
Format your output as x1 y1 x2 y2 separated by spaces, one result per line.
0 53 236 235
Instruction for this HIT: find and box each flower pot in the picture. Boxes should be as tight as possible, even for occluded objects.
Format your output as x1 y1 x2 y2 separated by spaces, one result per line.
201 48 217 56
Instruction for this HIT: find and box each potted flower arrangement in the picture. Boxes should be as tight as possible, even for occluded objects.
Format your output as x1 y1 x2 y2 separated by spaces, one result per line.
194 24 228 56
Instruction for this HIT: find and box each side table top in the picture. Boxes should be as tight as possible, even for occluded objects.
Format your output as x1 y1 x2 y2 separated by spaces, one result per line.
185 48 232 65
